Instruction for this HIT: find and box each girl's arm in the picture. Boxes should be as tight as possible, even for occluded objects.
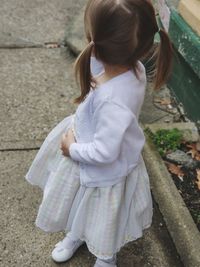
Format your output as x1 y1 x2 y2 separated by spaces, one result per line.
60 128 76 157
68 99 135 165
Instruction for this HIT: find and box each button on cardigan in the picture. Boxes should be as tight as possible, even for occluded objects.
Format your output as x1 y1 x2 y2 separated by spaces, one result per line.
69 56 147 187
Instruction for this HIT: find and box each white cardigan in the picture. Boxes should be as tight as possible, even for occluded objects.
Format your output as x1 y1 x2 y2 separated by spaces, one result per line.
69 56 147 187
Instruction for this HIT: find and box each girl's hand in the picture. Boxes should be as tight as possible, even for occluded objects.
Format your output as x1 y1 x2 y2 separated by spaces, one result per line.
60 128 76 157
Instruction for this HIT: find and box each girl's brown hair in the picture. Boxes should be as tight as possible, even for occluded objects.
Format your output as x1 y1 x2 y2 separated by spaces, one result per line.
73 0 173 104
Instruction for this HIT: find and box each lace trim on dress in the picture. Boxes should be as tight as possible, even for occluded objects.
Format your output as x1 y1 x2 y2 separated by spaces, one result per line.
65 222 151 260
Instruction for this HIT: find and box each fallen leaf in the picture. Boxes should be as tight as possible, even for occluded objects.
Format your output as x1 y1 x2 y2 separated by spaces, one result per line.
186 143 200 160
45 42 59 48
195 169 200 190
154 98 171 105
195 153 200 161
165 161 185 181
196 141 200 152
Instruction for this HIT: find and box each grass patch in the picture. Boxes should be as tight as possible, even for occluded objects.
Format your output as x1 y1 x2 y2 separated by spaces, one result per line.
144 127 183 156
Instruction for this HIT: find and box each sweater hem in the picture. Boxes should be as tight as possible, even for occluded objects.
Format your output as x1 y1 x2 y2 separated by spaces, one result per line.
80 175 126 187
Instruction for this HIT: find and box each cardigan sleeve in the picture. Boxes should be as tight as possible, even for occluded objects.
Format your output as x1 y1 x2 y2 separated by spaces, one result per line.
69 99 134 165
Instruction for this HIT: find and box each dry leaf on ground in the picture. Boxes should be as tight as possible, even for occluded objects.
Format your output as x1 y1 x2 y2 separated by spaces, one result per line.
196 141 200 152
154 98 171 106
195 169 200 190
186 143 200 160
45 42 59 48
165 161 185 181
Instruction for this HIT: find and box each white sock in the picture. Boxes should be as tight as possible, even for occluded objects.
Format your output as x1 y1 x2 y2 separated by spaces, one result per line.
61 232 79 249
98 254 117 264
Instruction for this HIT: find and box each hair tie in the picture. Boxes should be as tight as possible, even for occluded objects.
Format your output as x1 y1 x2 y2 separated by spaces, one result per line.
154 28 161 39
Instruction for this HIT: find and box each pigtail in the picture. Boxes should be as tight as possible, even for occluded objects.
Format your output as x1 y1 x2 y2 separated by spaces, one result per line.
73 41 94 104
153 28 173 90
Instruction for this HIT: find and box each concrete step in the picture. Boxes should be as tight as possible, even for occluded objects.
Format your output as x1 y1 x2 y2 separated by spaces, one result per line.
178 0 200 36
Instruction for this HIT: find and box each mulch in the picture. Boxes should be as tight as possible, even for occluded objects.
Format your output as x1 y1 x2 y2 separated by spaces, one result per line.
163 142 200 231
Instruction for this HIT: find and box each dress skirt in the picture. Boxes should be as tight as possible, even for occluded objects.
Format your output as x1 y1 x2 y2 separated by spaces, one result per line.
25 113 153 259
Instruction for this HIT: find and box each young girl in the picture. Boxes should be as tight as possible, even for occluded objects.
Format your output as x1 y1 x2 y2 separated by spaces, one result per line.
25 0 172 266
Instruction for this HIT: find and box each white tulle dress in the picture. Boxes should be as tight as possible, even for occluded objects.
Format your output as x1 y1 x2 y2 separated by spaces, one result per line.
25 57 153 260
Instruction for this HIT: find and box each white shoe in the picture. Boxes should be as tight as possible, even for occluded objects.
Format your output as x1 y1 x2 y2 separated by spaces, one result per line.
93 257 117 267
51 238 85 263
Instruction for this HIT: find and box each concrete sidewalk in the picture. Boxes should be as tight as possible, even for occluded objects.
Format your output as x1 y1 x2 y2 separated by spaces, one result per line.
0 1 183 267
